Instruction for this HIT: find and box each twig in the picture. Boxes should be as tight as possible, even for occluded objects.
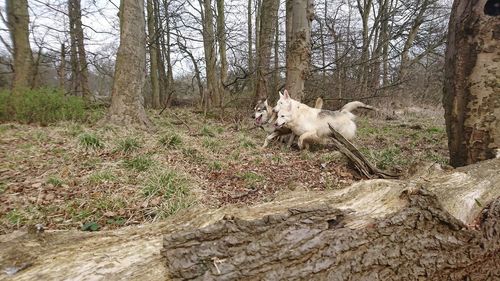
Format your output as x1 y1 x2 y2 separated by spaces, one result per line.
170 111 192 132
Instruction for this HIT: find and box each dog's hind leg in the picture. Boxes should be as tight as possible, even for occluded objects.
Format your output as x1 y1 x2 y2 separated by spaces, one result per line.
262 131 281 148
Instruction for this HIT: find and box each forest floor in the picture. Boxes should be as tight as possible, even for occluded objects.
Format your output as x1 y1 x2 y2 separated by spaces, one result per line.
0 105 448 234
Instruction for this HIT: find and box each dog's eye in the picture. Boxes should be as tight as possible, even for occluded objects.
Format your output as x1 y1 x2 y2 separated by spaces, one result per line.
280 115 284 118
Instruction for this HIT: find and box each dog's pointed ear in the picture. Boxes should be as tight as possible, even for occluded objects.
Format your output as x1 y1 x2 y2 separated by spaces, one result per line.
264 99 269 107
279 91 283 99
283 90 290 100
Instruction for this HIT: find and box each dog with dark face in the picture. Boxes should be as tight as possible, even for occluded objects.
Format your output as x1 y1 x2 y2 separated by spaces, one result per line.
253 99 295 148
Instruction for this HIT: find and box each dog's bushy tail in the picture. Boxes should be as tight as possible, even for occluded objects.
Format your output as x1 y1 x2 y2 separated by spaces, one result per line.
341 101 375 113
314 97 324 109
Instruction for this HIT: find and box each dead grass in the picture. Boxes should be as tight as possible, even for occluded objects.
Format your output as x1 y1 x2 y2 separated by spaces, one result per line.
0 106 448 234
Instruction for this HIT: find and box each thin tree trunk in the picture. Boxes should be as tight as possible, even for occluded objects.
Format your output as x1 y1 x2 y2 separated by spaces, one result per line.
254 0 280 102
106 0 151 129
216 0 228 107
273 9 280 100
6 0 33 94
57 43 66 92
147 0 160 109
68 0 90 100
155 0 167 105
163 0 175 107
356 0 373 96
442 0 500 167
285 0 314 101
247 0 253 93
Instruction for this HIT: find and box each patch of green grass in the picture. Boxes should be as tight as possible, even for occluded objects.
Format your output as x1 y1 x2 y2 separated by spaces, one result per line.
368 146 408 170
159 133 182 148
115 137 141 153
124 155 154 172
79 133 103 150
47 176 64 187
207 161 223 171
182 147 204 162
88 170 116 184
424 151 448 165
201 125 216 137
239 136 255 149
4 209 25 226
202 137 221 152
0 88 86 125
142 170 195 218
66 123 84 137
426 127 444 134
0 182 6 193
239 171 264 189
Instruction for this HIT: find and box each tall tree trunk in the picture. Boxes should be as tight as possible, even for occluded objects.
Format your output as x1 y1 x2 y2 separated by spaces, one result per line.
6 0 33 94
147 0 160 109
272 9 280 100
106 0 151 129
442 0 500 167
254 0 280 102
285 0 314 101
57 43 66 92
68 0 90 100
356 0 373 96
247 0 253 93
200 0 218 112
216 0 228 107
156 0 167 105
162 0 175 107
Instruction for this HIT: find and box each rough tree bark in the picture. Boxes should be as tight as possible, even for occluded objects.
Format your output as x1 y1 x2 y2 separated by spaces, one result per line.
147 0 160 109
199 0 218 112
285 0 314 101
254 0 280 102
6 0 33 94
443 0 500 167
105 0 151 129
68 0 90 100
216 0 228 107
1 159 499 280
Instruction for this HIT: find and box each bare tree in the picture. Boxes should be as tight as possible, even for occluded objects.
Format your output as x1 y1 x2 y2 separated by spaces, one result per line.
254 0 280 102
6 0 33 94
443 0 500 167
216 0 228 107
285 0 314 101
68 0 90 100
147 0 160 108
106 0 151 129
199 0 218 111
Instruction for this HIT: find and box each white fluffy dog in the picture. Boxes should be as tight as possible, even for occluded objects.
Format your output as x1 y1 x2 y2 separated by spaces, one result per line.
275 90 374 149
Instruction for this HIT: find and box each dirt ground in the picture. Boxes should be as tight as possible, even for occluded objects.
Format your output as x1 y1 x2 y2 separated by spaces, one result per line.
0 106 448 234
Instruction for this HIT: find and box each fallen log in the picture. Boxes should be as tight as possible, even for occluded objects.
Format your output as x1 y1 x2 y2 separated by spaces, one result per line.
1 159 499 281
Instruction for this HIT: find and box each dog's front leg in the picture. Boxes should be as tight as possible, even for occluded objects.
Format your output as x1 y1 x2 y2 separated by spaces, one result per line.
262 131 280 148
298 131 316 150
286 134 295 148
